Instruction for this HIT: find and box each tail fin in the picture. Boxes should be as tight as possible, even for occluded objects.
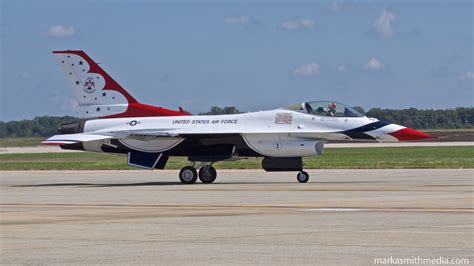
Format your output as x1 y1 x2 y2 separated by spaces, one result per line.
53 50 189 118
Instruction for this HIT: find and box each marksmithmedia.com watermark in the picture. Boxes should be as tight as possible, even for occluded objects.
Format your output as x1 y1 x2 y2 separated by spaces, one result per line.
374 256 470 265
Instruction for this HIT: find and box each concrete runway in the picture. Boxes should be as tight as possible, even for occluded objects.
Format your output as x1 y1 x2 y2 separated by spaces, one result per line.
1 169 473 265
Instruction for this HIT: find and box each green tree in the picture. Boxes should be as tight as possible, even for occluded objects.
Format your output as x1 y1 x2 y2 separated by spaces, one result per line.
199 106 242 115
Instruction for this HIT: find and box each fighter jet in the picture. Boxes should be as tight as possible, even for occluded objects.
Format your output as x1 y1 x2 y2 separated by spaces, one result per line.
43 50 432 184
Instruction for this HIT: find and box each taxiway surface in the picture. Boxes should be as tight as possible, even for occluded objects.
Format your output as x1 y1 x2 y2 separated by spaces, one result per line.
1 169 473 265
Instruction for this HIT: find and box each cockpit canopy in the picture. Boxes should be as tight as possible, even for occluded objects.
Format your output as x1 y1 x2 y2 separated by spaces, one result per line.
287 101 364 118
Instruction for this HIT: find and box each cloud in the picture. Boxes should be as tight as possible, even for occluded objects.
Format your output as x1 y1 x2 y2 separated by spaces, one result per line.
299 19 315 29
293 63 320 77
373 10 395 37
48 25 76 37
363 58 384 71
281 20 300 30
281 19 315 30
459 71 474 81
224 16 256 25
337 65 346 72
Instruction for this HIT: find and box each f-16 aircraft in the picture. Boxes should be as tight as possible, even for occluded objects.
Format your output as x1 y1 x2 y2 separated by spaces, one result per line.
43 50 432 184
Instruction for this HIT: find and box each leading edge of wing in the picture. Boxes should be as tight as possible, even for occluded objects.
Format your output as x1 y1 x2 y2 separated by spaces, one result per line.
42 133 112 145
42 130 180 145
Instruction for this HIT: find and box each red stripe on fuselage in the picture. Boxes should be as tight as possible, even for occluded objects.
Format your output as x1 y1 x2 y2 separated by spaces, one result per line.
103 102 190 118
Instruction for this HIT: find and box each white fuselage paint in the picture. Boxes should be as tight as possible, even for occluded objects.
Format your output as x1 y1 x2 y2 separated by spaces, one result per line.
79 109 401 157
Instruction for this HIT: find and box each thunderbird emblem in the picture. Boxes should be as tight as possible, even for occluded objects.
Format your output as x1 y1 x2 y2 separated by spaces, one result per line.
83 77 96 93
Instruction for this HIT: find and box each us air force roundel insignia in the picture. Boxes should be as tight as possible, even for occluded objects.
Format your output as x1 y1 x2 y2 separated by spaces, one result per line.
83 77 96 93
127 120 140 126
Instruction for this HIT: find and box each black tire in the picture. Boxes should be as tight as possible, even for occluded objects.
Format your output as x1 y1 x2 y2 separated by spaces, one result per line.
199 166 217 184
179 166 198 184
297 171 309 183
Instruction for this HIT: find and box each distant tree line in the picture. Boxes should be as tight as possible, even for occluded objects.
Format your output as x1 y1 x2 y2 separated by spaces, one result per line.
198 106 241 115
0 116 79 138
364 107 473 129
0 107 472 138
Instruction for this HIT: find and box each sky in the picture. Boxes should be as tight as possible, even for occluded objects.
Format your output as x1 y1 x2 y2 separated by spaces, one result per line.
0 0 473 121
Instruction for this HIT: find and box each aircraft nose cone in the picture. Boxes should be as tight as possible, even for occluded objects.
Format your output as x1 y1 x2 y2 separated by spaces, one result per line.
388 127 433 141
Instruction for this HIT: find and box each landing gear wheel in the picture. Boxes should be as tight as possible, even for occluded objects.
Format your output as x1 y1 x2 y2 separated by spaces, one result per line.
199 165 217 184
179 166 198 184
297 171 309 183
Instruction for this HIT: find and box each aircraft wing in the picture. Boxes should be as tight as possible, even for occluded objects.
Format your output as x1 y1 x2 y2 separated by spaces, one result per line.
43 127 331 145
42 133 114 145
42 130 182 145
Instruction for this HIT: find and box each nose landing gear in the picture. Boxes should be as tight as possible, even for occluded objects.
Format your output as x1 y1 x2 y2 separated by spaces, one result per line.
297 171 309 183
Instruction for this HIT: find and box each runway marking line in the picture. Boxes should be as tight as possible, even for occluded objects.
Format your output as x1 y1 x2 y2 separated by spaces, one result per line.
301 208 368 212
1 203 472 213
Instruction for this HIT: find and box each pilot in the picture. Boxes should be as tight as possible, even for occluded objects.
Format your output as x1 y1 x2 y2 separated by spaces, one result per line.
327 102 337 116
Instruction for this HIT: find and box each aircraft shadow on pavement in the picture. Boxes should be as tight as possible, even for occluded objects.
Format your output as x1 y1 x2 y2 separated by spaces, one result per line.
12 182 184 187
11 181 382 188
11 182 292 187
11 181 317 187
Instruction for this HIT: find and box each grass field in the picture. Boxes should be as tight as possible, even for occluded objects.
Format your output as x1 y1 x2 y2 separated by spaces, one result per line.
0 146 472 170
0 137 44 147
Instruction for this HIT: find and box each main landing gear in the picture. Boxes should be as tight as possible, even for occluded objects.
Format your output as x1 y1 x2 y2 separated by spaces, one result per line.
179 164 217 184
178 163 309 184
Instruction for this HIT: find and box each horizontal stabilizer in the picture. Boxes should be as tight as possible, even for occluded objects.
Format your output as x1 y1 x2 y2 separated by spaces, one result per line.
42 133 111 145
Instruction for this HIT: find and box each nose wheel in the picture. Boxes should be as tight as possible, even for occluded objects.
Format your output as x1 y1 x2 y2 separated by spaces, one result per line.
297 171 309 183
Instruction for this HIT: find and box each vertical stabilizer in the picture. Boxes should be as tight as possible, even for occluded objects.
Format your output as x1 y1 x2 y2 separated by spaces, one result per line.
53 50 189 118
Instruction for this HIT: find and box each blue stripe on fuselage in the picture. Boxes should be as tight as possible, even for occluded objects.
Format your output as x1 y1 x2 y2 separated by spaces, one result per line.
343 121 391 140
